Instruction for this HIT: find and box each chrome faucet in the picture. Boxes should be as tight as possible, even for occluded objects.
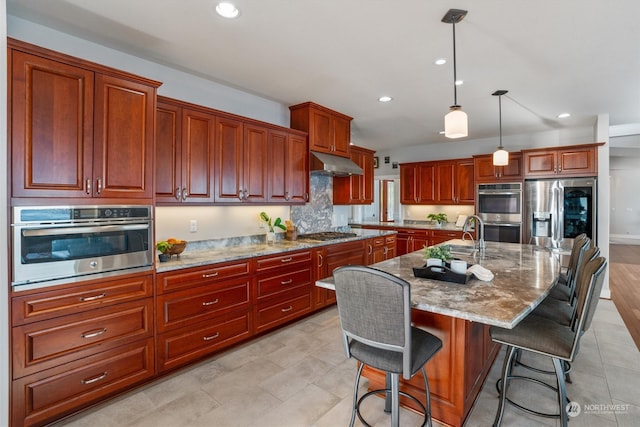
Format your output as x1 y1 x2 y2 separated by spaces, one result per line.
463 215 485 251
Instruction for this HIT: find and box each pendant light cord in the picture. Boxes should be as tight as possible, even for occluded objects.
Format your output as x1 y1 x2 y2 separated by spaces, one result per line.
452 20 458 106
498 94 503 149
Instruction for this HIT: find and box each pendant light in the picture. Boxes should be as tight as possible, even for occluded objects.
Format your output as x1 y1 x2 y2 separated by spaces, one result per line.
442 9 468 139
492 90 509 166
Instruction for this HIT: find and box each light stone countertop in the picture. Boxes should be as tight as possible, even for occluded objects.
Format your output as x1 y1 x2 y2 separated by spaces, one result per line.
156 228 396 273
316 241 561 329
350 220 466 232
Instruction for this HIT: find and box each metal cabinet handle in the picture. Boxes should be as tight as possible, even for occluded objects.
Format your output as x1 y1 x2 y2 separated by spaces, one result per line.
182 187 188 200
96 177 102 195
280 279 293 285
243 189 248 200
81 372 108 385
281 306 293 312
305 192 309 201
82 328 107 339
368 244 372 255
202 299 219 306
203 332 220 341
80 293 106 302
318 253 323 267
238 190 243 200
202 272 219 278
85 178 92 194
175 187 182 201
280 257 292 263
285 191 290 201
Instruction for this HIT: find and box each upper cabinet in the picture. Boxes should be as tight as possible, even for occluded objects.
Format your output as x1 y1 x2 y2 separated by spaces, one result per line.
333 146 375 205
400 158 474 205
523 144 599 178
474 152 523 183
10 40 160 202
267 130 310 204
289 102 352 158
155 98 215 203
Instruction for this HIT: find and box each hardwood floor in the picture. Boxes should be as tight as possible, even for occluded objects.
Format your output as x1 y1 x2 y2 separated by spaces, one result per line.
609 244 640 350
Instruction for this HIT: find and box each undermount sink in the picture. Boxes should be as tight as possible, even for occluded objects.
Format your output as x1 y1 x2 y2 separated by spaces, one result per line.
440 239 477 255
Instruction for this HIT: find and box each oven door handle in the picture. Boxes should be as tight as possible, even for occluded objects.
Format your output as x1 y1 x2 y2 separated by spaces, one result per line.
477 191 521 196
22 223 150 236
484 222 521 227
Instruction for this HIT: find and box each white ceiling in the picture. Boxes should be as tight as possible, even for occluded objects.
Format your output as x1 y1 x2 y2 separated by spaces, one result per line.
7 0 640 152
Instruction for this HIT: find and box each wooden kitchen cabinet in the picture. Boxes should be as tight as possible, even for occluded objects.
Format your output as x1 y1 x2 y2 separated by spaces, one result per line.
333 145 375 205
396 228 431 256
10 272 155 426
454 159 475 204
431 229 466 245
366 234 397 264
313 239 367 307
400 163 435 204
156 260 253 372
289 101 352 157
267 129 310 204
155 98 216 203
254 250 314 333
474 152 523 182
10 40 159 202
215 118 268 203
523 144 598 178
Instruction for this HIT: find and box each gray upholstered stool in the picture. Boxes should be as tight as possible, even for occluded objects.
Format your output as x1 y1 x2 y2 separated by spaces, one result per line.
490 256 607 427
548 234 589 303
333 265 443 427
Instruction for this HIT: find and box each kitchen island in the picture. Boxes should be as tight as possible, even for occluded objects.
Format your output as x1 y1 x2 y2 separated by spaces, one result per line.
316 241 560 427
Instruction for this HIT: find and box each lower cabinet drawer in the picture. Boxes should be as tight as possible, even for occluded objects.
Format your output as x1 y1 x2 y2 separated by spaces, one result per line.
157 311 252 373
254 291 312 333
12 338 154 427
256 268 312 299
13 299 153 378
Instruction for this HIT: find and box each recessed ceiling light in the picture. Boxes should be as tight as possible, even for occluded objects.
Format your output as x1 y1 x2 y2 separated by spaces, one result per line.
215 2 239 18
557 113 571 119
378 96 393 102
435 58 447 65
455 79 463 86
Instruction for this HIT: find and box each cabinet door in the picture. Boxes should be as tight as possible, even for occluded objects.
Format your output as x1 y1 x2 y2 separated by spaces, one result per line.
474 156 498 182
400 165 417 204
361 149 375 203
155 102 182 202
417 164 436 203
287 133 309 203
215 116 244 202
181 108 216 203
242 124 268 202
557 147 596 176
500 152 523 180
455 159 475 204
11 51 94 198
267 129 288 202
524 150 556 177
310 108 333 153
332 115 351 156
93 74 155 199
436 161 455 203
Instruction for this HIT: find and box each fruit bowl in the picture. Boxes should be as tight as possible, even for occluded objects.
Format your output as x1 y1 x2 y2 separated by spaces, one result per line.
167 241 187 256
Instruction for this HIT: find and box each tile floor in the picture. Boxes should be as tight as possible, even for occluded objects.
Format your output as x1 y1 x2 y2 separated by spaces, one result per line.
55 299 640 427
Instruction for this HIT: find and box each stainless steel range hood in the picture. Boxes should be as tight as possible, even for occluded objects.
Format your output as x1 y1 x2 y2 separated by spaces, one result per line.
310 151 363 177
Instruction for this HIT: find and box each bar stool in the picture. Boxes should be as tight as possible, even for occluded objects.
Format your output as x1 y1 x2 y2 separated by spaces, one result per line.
489 256 607 427
548 234 589 303
333 265 443 427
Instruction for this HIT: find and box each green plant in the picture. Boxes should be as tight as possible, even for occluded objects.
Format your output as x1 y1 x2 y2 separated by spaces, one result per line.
156 241 172 254
424 245 452 262
259 212 286 232
427 213 448 223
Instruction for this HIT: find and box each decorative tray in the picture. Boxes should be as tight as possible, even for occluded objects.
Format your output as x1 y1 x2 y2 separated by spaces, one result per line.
412 262 472 284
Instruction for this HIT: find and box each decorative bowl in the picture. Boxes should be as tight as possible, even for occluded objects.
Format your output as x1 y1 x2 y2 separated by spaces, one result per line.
167 241 187 256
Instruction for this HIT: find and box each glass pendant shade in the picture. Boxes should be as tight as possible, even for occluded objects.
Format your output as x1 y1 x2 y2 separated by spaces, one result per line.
444 106 468 139
493 147 509 166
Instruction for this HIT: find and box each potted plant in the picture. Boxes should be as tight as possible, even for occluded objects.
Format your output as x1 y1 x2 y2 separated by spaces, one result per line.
156 241 172 262
427 213 448 227
424 245 452 265
260 212 287 243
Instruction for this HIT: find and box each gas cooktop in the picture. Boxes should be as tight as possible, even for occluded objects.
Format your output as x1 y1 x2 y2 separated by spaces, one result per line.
297 231 358 241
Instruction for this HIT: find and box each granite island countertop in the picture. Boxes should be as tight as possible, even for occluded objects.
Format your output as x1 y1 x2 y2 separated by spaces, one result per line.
316 241 561 329
350 220 466 232
156 228 396 273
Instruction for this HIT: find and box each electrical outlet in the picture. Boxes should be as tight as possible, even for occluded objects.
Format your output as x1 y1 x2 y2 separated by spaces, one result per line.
189 219 197 232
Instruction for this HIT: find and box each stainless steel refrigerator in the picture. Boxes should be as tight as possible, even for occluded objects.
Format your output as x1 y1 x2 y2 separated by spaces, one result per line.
524 178 597 249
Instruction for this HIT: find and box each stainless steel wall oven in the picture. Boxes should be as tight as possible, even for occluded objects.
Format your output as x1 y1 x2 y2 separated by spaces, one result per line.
477 183 523 243
12 205 153 290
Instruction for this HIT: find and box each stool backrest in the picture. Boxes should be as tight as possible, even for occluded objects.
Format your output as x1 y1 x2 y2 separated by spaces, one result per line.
333 265 413 377
566 235 590 287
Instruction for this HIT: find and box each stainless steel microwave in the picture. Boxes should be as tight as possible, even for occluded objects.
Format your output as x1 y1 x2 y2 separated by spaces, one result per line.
12 206 154 290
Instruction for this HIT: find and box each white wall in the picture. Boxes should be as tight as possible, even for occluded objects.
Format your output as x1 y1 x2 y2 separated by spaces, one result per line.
596 114 611 298
1 2 9 426
609 135 640 244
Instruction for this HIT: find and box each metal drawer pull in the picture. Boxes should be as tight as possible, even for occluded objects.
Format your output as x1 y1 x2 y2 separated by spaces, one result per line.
82 328 107 339
81 372 108 385
280 279 293 285
202 272 219 278
80 293 106 302
280 257 293 263
281 306 293 312
203 332 220 341
202 299 219 306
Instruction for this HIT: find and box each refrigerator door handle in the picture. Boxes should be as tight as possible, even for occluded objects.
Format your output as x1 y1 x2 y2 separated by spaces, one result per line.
552 184 562 246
